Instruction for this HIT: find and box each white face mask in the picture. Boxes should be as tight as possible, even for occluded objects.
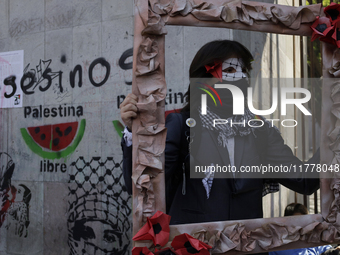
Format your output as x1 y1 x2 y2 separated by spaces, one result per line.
222 58 247 81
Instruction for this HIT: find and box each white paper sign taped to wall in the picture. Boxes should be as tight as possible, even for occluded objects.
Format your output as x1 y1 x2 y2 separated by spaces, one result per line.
0 50 24 108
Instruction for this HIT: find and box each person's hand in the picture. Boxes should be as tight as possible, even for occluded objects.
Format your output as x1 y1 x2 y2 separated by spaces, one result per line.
120 93 138 131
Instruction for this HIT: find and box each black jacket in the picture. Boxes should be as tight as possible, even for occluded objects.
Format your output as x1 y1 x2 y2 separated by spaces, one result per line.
121 112 320 225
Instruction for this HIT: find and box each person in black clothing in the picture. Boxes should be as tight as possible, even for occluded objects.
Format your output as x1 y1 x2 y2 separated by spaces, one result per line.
120 40 320 225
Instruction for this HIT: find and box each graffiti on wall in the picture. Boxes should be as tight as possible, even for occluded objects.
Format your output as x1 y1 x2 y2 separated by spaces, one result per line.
118 48 133 86
20 119 86 160
1 45 137 251
68 157 131 255
0 152 31 238
14 58 110 96
3 47 133 100
24 105 84 118
9 18 44 38
0 50 24 108
0 152 15 228
9 9 87 38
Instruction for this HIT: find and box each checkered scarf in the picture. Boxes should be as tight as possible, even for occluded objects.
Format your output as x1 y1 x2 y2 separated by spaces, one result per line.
198 107 279 197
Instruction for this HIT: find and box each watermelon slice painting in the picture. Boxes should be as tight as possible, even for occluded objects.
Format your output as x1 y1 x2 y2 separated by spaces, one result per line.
20 119 86 159
113 120 124 138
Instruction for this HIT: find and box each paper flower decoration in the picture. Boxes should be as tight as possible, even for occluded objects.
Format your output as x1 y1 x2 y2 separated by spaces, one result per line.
205 62 222 82
325 2 340 24
132 247 154 255
133 211 171 247
311 16 334 43
154 247 179 255
171 233 212 255
310 3 340 47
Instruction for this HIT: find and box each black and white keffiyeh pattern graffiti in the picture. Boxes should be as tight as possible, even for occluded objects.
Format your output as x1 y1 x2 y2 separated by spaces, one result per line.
68 157 132 255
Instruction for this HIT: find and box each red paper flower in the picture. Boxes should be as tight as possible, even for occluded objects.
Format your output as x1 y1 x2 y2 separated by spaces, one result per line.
310 3 340 47
132 247 154 255
133 211 171 247
171 233 212 255
154 247 179 255
205 61 222 82
311 16 334 43
325 3 340 24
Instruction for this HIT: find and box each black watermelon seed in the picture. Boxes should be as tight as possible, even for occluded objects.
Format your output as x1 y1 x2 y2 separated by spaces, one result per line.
64 126 72 136
53 138 59 146
41 134 46 140
337 29 340 40
55 127 63 137
35 127 40 134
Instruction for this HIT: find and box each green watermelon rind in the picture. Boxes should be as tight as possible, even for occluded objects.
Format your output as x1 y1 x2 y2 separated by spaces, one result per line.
21 119 86 159
113 120 124 138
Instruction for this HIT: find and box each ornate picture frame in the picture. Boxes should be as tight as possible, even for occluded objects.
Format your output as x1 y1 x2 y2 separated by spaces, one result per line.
131 0 340 253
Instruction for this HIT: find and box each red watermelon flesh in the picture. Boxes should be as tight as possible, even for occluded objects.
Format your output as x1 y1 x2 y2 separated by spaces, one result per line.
27 125 52 150
27 122 78 151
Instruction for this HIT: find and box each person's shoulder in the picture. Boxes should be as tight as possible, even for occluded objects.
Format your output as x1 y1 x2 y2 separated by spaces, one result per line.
167 110 189 117
166 111 188 125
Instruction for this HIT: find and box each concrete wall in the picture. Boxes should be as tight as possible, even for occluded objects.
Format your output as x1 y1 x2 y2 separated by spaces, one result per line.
0 0 319 254
0 1 135 254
